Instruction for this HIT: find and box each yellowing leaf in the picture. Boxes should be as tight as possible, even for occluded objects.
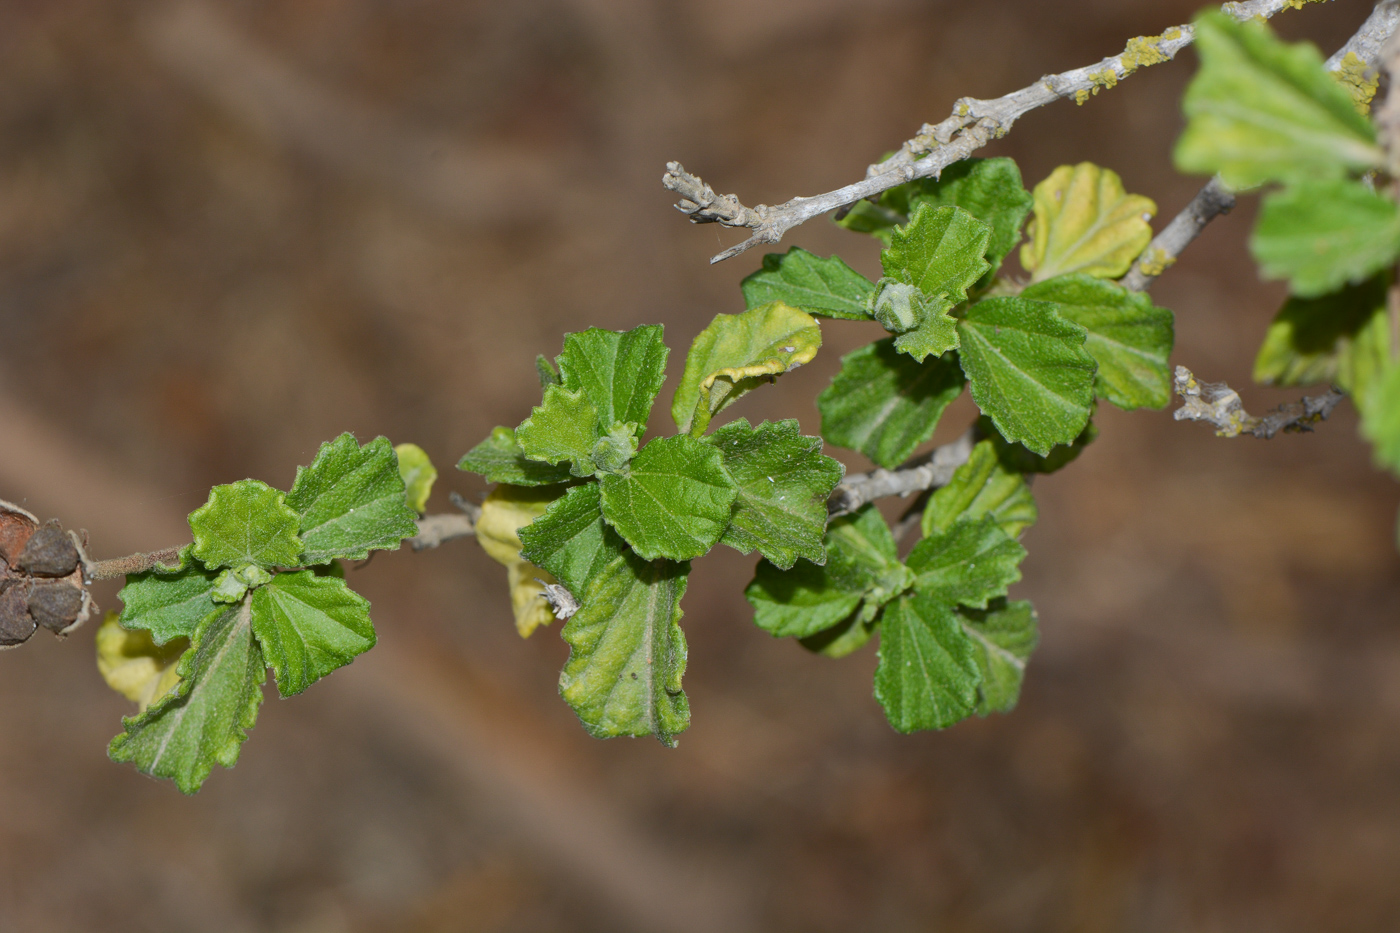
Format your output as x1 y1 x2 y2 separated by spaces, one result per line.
476 485 567 637
1020 163 1156 282
671 302 821 435
394 443 437 513
96 612 188 712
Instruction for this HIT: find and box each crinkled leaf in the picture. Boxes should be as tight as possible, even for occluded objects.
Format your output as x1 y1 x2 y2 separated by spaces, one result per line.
477 484 569 638
907 515 1025 609
980 415 1097 475
745 504 909 638
519 482 613 598
672 302 822 435
515 385 601 477
285 434 420 565
556 325 669 430
880 203 991 360
1254 273 1390 394
1360 363 1400 476
1250 179 1400 299
108 599 265 794
956 296 1096 456
558 549 690 745
250 570 375 697
189 480 304 571
1174 12 1381 190
957 598 1037 715
1020 163 1156 282
706 418 844 569
457 426 575 486
923 440 1037 540
118 546 220 645
394 443 437 513
870 279 961 363
599 435 736 561
741 248 875 320
817 338 964 469
1022 274 1174 410
96 612 187 712
873 592 981 733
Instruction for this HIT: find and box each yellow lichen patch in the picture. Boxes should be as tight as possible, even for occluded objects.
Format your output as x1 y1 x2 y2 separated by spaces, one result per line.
96 612 187 712
1336 52 1379 114
1121 36 1169 72
1020 162 1157 282
1136 248 1176 278
1075 88 1091 106
475 484 565 638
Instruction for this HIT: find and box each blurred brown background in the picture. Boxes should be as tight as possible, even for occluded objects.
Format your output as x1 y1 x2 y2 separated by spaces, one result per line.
2 0 1398 930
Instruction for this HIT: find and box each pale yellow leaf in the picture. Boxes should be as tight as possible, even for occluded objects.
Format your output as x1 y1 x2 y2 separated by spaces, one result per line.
1020 163 1156 282
475 485 565 638
95 612 187 712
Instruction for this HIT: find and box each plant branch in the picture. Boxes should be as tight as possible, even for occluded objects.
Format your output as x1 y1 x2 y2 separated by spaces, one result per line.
1172 366 1346 439
828 430 975 518
83 546 186 583
665 0 1312 264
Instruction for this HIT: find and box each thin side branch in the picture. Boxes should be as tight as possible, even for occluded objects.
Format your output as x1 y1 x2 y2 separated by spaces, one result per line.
828 430 975 518
665 0 1312 264
83 545 185 582
409 513 477 551
1120 177 1236 292
1172 366 1346 439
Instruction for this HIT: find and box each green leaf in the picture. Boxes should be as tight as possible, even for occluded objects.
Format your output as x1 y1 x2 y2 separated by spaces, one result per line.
744 504 910 638
536 354 560 388
457 426 575 486
1254 274 1390 393
394 443 437 513
1360 363 1400 476
558 550 690 745
922 440 1037 539
1020 163 1156 282
1174 12 1381 190
871 279 961 363
838 158 1033 276
1022 274 1174 410
286 434 422 565
817 338 964 469
798 613 876 659
880 203 991 360
741 248 875 320
956 296 1096 456
189 480 304 571
957 599 1037 715
873 592 980 733
556 325 669 429
515 385 601 476
979 415 1097 474
599 435 737 561
118 547 221 645
249 570 375 697
108 599 265 794
1250 179 1400 299
590 421 640 475
519 482 616 595
672 303 822 435
907 515 1025 609
705 418 844 569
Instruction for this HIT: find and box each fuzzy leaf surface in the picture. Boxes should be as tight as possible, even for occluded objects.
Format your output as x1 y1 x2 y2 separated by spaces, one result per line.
108 599 265 794
556 325 669 429
706 418 843 569
1020 163 1155 282
515 385 601 476
923 440 1037 539
189 480 304 571
741 248 875 320
394 443 437 513
1174 13 1381 189
957 599 1038 716
457 427 575 486
250 571 374 697
1250 179 1400 298
286 434 421 565
956 297 1096 456
118 548 221 645
880 203 991 360
1022 274 1174 410
558 550 690 745
874 592 981 733
818 338 964 469
672 303 821 435
907 515 1025 609
519 482 614 597
599 435 736 561
1254 274 1390 394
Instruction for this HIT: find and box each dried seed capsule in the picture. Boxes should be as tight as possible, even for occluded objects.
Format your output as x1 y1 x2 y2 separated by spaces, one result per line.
27 581 85 633
16 521 80 578
0 585 36 646
0 500 39 567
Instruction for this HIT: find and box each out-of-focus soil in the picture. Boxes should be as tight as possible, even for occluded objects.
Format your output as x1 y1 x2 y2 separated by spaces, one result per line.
2 1 1398 930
